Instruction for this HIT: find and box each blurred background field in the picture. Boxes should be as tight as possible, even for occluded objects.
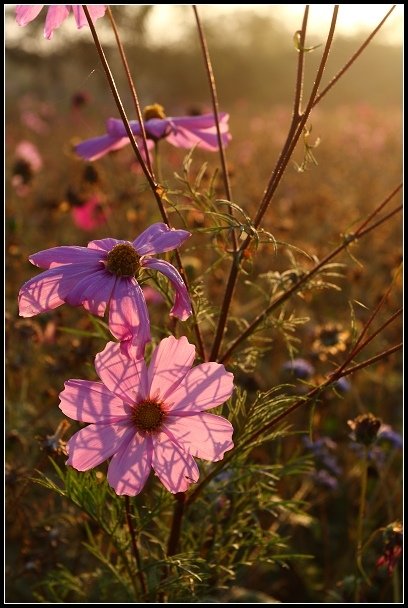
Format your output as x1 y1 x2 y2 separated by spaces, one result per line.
5 5 403 603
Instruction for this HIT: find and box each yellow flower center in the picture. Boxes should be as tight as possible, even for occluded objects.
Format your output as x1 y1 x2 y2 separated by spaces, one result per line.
106 243 140 277
143 103 166 121
132 400 165 433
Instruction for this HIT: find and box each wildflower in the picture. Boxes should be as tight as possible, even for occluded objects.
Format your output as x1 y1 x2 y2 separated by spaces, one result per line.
376 522 403 575
71 195 109 231
303 435 342 490
18 223 192 356
377 423 403 450
59 336 234 495
11 141 43 196
348 413 382 446
332 377 351 393
75 103 231 161
311 322 349 361
15 5 106 40
349 421 402 468
281 358 315 380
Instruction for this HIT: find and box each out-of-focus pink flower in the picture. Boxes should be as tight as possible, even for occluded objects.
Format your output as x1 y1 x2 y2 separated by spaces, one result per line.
20 111 49 135
71 195 109 231
142 285 164 305
15 141 43 172
75 103 231 161
15 5 106 40
18 224 192 357
60 336 234 495
11 141 43 197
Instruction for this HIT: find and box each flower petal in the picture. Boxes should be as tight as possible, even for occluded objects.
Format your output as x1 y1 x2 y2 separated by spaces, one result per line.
71 5 106 29
171 113 230 130
152 432 199 493
141 258 192 321
18 264 98 317
59 379 128 423
164 413 234 462
148 336 195 402
108 278 151 359
133 223 190 256
29 245 103 269
107 432 152 496
166 114 231 151
44 5 70 39
75 134 131 161
16 5 44 27
65 269 116 316
167 363 234 413
87 238 123 252
95 341 148 405
66 422 132 471
144 117 170 140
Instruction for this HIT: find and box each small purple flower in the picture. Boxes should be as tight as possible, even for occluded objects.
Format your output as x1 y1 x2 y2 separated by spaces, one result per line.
312 469 339 491
377 424 403 450
333 377 351 393
16 5 106 40
303 435 342 489
281 358 315 380
75 103 231 161
18 223 192 357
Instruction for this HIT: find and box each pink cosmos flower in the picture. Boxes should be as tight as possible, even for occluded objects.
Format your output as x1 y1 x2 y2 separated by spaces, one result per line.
71 195 109 231
59 336 234 495
18 223 192 356
75 103 231 162
15 5 106 40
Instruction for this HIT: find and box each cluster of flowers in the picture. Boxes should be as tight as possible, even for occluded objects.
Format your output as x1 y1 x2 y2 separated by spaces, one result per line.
17 5 234 497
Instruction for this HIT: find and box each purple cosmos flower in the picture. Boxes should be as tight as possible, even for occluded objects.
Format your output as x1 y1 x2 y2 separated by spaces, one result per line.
15 5 106 40
18 223 192 357
59 336 234 495
75 103 231 161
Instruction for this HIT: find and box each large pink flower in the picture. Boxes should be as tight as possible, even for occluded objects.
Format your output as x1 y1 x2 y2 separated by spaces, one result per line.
75 103 231 161
59 337 234 495
15 5 106 40
18 223 192 357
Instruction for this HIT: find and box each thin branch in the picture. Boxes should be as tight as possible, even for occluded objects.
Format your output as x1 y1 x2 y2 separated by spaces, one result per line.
83 6 206 361
292 6 309 118
193 5 237 252
219 186 402 363
166 492 186 556
312 5 397 108
106 6 153 175
186 339 402 507
124 496 147 597
341 342 402 377
209 6 336 361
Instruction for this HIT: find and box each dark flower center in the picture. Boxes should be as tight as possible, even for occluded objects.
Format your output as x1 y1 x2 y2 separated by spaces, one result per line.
106 243 140 277
12 159 33 184
319 329 340 346
132 400 165 433
143 103 166 121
